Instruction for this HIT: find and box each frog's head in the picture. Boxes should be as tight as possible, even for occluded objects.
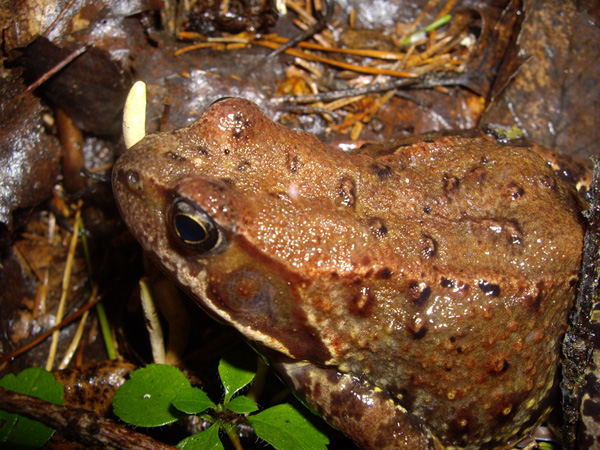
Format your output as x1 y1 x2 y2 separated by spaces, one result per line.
113 97 363 363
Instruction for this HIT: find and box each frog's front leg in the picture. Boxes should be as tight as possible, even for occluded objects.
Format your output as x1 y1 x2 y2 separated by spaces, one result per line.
271 356 444 450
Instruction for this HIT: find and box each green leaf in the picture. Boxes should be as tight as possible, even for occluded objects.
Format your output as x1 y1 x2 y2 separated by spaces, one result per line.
0 367 65 449
249 404 329 450
225 395 258 414
173 387 216 414
218 350 256 403
177 423 224 450
113 364 190 427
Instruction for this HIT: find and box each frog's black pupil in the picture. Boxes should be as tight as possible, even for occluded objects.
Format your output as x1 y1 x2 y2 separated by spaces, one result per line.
175 214 207 243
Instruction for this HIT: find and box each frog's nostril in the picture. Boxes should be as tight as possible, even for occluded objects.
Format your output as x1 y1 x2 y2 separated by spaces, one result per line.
126 170 143 192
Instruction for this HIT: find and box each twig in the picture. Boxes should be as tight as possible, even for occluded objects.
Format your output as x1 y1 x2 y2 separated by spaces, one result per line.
261 35 410 61
276 104 343 122
0 387 176 450
270 76 420 104
270 69 472 105
436 0 457 20
25 45 89 93
262 0 334 62
253 40 417 78
286 0 318 25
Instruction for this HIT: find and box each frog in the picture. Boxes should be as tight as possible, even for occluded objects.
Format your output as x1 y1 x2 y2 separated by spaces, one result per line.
112 97 585 449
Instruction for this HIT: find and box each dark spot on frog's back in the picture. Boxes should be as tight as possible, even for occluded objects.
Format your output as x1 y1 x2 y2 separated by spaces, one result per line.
237 160 251 171
441 277 454 288
501 220 524 245
165 150 189 161
349 286 375 317
506 181 524 199
232 113 252 139
467 167 487 184
539 174 557 190
337 176 356 207
443 174 460 193
409 281 431 306
376 267 392 279
407 316 428 339
569 275 579 288
286 152 302 173
420 234 437 258
370 162 394 180
478 280 500 297
367 217 387 237
487 356 510 374
526 281 545 310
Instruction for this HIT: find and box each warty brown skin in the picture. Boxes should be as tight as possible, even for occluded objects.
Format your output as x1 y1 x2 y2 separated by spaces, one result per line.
112 98 585 449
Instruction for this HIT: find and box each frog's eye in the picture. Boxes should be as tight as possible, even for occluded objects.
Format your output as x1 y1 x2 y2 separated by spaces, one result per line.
170 199 224 253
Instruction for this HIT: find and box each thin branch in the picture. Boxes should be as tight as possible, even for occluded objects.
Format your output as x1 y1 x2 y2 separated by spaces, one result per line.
269 70 471 105
262 0 334 62
25 45 89 93
269 76 420 104
0 387 175 450
253 39 417 78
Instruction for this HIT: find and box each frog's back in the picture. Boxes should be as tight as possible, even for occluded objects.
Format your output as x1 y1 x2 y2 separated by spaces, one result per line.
301 134 584 448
